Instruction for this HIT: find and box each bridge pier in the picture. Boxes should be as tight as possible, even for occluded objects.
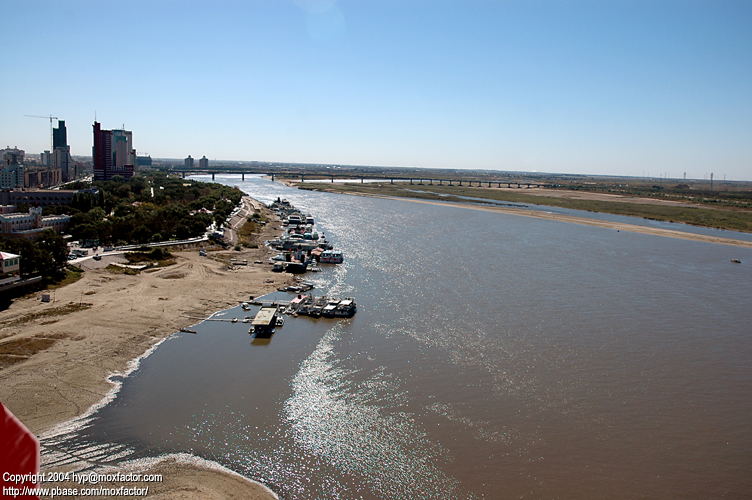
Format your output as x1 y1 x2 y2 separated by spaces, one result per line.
271 174 274 181
212 173 215 181
242 173 245 181
418 179 423 185
182 171 185 179
449 180 453 186
301 174 304 182
488 181 492 187
410 178 413 185
429 179 433 185
517 183 521 188
459 180 462 186
361 177 364 183
391 178 394 184
331 175 334 183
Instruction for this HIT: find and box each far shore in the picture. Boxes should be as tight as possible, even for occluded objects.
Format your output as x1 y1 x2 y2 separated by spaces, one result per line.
387 195 752 248
284 179 752 249
0 197 287 500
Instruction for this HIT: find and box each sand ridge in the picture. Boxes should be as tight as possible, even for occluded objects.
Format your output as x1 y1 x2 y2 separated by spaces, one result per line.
338 191 752 249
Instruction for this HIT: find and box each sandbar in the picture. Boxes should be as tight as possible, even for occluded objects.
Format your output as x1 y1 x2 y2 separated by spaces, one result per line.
338 191 752 249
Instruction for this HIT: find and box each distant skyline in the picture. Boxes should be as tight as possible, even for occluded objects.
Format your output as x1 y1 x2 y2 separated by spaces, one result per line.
2 1 751 180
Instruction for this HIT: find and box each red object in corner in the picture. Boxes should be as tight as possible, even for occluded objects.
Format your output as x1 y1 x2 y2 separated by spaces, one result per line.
1 402 40 499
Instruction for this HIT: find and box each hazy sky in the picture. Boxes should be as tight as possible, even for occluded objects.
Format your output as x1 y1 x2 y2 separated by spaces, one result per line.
2 1 750 180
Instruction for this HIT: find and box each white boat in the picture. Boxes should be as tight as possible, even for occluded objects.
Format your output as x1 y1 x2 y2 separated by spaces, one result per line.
322 301 340 317
320 250 343 264
334 299 357 317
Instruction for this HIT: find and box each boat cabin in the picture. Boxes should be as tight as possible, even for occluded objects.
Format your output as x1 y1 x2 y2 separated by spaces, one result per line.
251 307 278 337
335 299 357 317
322 301 340 317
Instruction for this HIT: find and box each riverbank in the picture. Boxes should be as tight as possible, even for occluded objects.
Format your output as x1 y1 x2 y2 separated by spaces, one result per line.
294 181 752 235
290 181 752 248
0 200 288 499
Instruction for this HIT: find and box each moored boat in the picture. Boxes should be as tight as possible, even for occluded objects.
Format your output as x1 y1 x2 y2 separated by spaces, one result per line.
320 250 344 264
322 300 340 317
334 298 357 317
250 307 279 338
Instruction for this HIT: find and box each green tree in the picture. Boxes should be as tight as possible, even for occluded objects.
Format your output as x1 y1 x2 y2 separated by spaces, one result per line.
129 176 148 195
36 229 69 272
116 184 131 198
132 225 153 244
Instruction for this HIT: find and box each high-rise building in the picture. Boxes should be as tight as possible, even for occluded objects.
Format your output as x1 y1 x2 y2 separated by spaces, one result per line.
199 156 209 169
185 155 194 168
53 147 70 182
93 121 135 181
52 120 72 182
111 128 136 167
93 121 111 181
53 120 67 149
40 150 51 167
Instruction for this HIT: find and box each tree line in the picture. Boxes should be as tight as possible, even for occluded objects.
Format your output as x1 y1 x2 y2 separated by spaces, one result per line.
4 174 243 278
50 174 243 245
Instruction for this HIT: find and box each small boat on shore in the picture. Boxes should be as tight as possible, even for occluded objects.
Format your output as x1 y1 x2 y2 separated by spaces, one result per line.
731 258 742 264
180 328 197 334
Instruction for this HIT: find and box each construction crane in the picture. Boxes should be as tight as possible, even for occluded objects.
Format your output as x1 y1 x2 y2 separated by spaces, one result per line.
24 114 58 152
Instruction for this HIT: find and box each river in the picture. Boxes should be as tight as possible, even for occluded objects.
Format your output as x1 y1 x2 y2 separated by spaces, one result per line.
43 175 752 499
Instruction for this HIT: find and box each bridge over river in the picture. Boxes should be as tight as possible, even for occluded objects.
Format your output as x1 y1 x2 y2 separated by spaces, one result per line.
173 168 552 189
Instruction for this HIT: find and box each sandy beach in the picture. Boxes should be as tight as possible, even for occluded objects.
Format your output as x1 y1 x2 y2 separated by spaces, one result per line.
0 198 288 499
492 186 701 207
